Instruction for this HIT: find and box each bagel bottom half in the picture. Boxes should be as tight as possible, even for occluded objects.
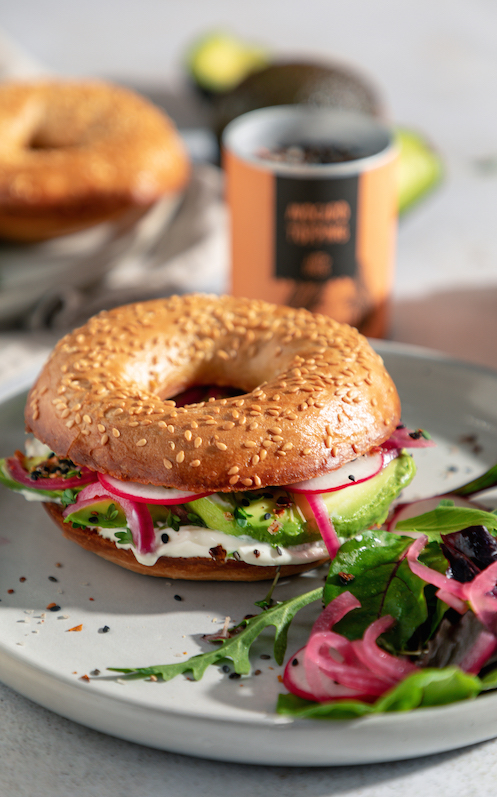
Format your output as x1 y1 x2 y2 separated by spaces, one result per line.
44 503 329 581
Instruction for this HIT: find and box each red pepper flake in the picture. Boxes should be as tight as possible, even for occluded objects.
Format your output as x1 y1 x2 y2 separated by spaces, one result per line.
55 563 63 568
67 624 83 632
79 674 90 682
7 589 14 594
19 577 26 583
277 675 284 683
89 597 95 601
254 669 262 676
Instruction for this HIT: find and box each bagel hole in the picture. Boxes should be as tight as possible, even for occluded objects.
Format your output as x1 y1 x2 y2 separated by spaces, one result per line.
171 385 245 407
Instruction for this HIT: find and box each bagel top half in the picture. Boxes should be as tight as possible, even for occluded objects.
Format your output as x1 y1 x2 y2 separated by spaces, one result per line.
25 294 401 492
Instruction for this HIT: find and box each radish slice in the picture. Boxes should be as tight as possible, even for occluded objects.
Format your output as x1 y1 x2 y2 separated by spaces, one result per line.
97 473 212 505
64 482 155 554
387 494 486 533
305 493 340 559
288 451 385 494
7 456 97 491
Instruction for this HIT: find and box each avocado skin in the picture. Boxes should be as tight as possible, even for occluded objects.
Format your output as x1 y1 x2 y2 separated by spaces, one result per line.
214 61 382 140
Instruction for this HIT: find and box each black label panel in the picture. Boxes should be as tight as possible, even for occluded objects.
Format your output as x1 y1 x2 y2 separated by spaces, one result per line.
275 174 359 282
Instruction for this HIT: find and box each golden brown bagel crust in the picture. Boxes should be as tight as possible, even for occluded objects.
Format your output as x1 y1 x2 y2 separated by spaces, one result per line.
0 80 190 241
26 294 401 492
44 503 327 581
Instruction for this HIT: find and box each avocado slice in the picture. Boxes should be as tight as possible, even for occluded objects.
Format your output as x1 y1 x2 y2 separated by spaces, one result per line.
187 32 270 95
322 452 416 537
190 453 416 546
396 127 443 214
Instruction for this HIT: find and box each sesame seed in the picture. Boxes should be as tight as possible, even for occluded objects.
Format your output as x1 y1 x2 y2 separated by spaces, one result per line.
101 434 109 445
112 428 120 437
136 439 147 447
176 451 185 463
65 419 75 429
241 478 253 487
184 430 192 441
97 424 106 433
191 460 201 467
244 441 257 448
229 475 240 485
168 425 175 433
251 454 260 465
158 420 167 428
83 415 92 424
215 441 228 451
163 458 173 470
228 466 239 475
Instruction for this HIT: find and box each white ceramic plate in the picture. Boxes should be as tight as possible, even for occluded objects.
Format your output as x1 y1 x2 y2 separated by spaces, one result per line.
1 341 497 766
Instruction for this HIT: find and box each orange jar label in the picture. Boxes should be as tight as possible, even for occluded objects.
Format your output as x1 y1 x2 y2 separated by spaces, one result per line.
224 109 398 338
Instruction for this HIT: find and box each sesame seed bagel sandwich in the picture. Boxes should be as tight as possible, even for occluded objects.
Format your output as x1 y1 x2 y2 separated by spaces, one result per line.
0 294 422 581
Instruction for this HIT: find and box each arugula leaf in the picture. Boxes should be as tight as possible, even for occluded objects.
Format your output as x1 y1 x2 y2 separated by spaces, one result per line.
323 530 428 648
108 586 322 681
396 505 497 536
276 667 481 719
453 463 497 497
115 529 134 545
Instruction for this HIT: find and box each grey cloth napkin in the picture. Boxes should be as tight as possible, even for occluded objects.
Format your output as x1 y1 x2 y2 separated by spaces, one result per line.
23 163 229 330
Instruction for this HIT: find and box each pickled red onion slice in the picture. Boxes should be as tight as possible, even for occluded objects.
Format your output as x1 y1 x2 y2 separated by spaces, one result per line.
382 426 436 450
63 482 155 554
7 455 97 491
304 493 340 559
98 472 212 505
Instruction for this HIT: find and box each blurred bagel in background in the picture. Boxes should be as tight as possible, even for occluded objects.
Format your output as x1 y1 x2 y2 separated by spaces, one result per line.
0 80 190 241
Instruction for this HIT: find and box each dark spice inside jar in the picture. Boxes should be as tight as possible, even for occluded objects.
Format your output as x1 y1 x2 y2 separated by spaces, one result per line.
257 141 368 165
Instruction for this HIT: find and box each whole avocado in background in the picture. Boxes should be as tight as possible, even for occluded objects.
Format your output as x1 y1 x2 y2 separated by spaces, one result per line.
186 31 271 96
186 32 443 213
212 61 383 140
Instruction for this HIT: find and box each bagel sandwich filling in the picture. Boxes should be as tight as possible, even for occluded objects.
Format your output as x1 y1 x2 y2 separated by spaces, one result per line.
0 295 427 581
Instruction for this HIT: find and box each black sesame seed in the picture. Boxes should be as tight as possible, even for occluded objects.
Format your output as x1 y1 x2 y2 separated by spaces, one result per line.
90 669 101 676
174 594 183 601
275 546 282 556
241 498 251 507
161 532 170 544
98 625 110 633
264 513 271 521
348 474 356 482
260 653 271 660
232 551 241 562
229 672 241 680
253 549 260 558
49 604 60 612
292 658 299 666
48 576 58 582
222 665 231 673
263 493 274 500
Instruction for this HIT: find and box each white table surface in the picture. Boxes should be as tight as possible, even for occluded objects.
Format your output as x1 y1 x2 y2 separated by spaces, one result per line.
1 2 497 794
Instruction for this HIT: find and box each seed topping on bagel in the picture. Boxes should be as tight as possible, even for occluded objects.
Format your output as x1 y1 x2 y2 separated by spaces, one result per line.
25 294 400 492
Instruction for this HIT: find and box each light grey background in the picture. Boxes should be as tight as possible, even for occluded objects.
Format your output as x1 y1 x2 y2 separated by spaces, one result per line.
1 2 497 794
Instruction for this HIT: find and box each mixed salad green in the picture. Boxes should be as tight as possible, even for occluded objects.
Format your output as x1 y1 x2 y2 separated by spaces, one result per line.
108 481 497 718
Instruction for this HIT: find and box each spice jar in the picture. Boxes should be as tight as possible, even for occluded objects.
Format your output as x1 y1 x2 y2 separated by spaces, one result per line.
223 106 398 337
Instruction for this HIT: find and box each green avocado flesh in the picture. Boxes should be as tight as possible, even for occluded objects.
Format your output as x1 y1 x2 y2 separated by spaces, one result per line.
1 453 416 548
